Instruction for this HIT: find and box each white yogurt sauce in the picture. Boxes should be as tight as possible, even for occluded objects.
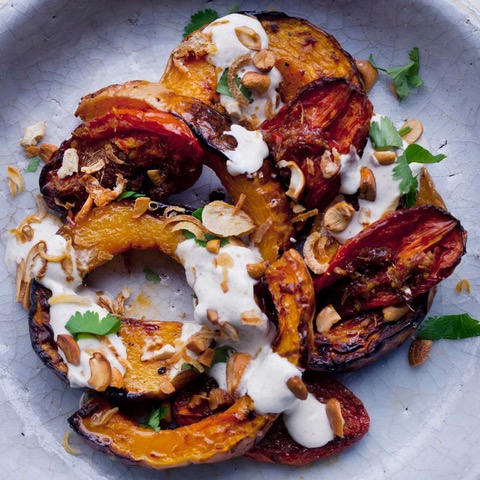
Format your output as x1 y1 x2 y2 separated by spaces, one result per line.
334 114 423 244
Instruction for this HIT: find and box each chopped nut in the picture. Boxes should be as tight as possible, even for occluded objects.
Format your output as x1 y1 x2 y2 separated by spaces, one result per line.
320 149 341 179
286 376 308 400
186 337 209 355
141 343 176 362
88 352 112 392
323 201 355 233
382 304 410 322
56 334 81 366
197 348 215 367
25 145 40 158
226 352 252 396
241 72 271 94
246 261 269 280
158 376 176 395
74 195 94 224
326 398 344 437
400 119 423 144
208 388 235 411
21 121 46 147
316 304 341 333
188 393 208 409
220 321 240 342
202 200 255 238
277 160 306 202
240 310 263 326
408 339 433 366
132 196 151 219
235 26 261 50
207 309 219 324
206 238 221 254
7 166 25 197
91 407 119 426
252 49 276 72
355 59 378 92
359 166 377 202
39 143 58 162
147 169 167 186
57 148 79 179
374 150 397 165
109 368 124 388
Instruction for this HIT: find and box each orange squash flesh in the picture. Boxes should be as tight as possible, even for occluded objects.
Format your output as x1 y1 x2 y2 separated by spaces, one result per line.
69 394 275 468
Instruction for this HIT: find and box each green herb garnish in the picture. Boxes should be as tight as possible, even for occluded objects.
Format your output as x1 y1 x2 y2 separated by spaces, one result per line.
369 47 424 100
417 314 480 340
144 267 162 283
212 345 237 365
192 207 204 222
183 230 229 248
398 125 413 137
65 311 121 339
216 68 253 103
116 190 147 201
181 362 199 372
370 117 403 150
24 157 41 173
183 8 218 37
140 405 168 432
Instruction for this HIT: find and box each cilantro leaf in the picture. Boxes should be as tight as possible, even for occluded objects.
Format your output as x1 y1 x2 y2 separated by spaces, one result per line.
212 345 236 365
192 208 204 222
116 190 146 201
24 157 41 173
144 267 161 283
370 117 403 150
183 8 218 37
181 362 199 372
417 314 480 340
140 405 168 432
402 143 446 165
65 310 121 338
392 153 413 194
404 174 419 208
182 229 229 249
369 47 424 100
216 68 253 103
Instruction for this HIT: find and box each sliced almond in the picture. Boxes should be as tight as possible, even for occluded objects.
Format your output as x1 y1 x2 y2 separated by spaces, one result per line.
408 339 433 366
208 388 235 411
277 160 305 202
359 166 376 202
158 376 176 395
241 72 271 94
286 376 308 400
202 200 255 238
240 310 263 326
88 352 112 392
252 49 276 72
235 26 261 50
374 150 397 166
56 334 81 366
226 352 252 396
382 304 410 322
326 398 344 437
323 201 355 233
316 304 342 333
400 119 423 144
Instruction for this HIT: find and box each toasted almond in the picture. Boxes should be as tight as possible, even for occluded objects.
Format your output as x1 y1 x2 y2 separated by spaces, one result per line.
56 334 81 366
208 388 235 411
241 72 271 94
286 376 309 400
188 393 208 409
320 150 341 179
326 398 344 437
400 119 423 144
252 49 276 72
277 160 306 202
359 166 377 202
315 304 342 333
197 348 215 367
240 310 263 326
374 150 397 165
21 121 46 147
39 143 58 162
324 201 355 233
132 196 151 219
91 407 120 426
202 200 255 238
207 309 219 324
382 304 410 322
88 352 112 391
147 169 167 186
246 260 269 280
206 238 221 254
226 352 252 396
355 59 378 92
235 26 261 50
408 339 433 366
7 166 24 197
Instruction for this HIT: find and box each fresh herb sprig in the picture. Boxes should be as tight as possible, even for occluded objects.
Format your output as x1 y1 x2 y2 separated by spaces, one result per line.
140 405 168 432
24 157 41 173
212 345 236 365
369 47 424 100
116 190 146 201
144 267 162 283
183 8 218 37
417 314 480 340
65 310 121 339
216 68 253 103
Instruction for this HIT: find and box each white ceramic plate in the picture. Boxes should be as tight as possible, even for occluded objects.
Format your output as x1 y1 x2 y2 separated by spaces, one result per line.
1 1 479 479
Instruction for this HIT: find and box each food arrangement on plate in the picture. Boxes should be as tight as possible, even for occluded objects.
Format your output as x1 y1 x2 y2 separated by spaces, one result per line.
5 7 476 470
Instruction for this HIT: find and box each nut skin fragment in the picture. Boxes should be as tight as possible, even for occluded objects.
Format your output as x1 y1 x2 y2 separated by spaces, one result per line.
355 60 378 92
252 49 276 72
326 398 345 437
359 166 376 202
235 26 261 50
241 72 271 94
408 339 433 366
286 376 308 400
226 352 252 396
400 119 423 144
323 201 355 233
382 304 410 322
56 334 81 366
374 151 397 165
88 352 112 392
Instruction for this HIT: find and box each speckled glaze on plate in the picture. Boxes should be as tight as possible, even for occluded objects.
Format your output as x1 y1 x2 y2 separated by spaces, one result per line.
1 1 479 479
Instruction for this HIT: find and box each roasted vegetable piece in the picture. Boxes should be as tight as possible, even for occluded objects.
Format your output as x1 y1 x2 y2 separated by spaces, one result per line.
40 109 203 215
262 77 373 211
68 394 275 468
308 205 466 372
75 81 294 262
160 12 365 108
245 373 369 465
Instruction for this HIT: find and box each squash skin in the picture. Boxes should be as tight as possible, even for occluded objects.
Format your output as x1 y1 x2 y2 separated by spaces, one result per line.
68 394 275 469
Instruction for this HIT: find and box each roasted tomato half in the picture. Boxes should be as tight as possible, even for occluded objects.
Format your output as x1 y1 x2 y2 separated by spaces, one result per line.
40 109 203 214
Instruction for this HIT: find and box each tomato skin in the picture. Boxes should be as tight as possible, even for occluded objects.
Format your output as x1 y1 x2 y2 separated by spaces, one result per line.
73 108 203 160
